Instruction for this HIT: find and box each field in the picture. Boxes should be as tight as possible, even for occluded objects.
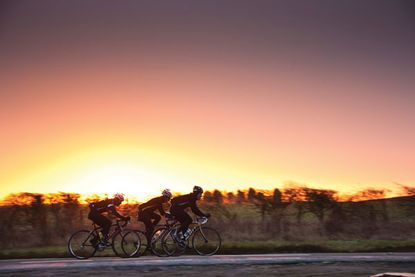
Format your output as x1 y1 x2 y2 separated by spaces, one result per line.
1 191 415 259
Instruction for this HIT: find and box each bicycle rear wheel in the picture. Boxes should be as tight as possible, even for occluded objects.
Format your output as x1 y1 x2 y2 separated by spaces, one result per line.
192 227 221 256
68 230 97 259
150 227 168 257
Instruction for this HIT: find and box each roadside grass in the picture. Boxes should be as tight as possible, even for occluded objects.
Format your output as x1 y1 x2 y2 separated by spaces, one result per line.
2 240 415 259
220 240 415 254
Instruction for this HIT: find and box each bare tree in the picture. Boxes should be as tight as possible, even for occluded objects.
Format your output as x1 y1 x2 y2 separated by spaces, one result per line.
236 190 245 203
247 188 257 202
212 190 224 204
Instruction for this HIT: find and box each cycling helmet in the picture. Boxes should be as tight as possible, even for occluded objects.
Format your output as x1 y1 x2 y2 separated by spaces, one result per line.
193 186 203 194
162 189 172 199
114 193 125 202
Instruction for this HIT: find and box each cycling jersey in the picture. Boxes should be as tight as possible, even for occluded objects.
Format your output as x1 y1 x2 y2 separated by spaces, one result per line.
171 193 206 217
89 198 125 219
138 196 166 215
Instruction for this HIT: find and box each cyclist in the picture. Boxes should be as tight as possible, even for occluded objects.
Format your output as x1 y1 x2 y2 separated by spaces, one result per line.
138 189 172 241
170 186 210 243
88 193 130 245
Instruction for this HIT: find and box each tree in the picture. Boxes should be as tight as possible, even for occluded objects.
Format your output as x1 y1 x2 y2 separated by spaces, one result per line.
254 192 271 221
304 188 338 236
400 184 415 196
212 190 223 204
226 192 235 203
236 190 245 203
349 188 386 201
282 186 307 202
247 188 256 202
272 188 282 206
203 191 213 202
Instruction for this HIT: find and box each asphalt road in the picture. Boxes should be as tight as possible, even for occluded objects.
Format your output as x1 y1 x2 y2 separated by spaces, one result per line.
1 253 415 276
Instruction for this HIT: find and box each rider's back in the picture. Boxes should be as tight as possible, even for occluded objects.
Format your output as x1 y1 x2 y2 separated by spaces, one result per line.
171 193 195 209
90 199 115 213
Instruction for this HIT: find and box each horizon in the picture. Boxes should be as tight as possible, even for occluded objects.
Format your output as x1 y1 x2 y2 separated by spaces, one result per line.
1 1 414 200
1 183 414 205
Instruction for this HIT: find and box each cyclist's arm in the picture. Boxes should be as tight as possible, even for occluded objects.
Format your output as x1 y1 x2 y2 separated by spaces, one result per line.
108 205 127 220
140 198 159 211
190 202 207 217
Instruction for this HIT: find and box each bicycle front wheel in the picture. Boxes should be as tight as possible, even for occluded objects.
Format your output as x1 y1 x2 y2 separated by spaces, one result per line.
192 227 221 256
68 230 97 259
121 230 142 257
112 229 139 258
150 227 168 257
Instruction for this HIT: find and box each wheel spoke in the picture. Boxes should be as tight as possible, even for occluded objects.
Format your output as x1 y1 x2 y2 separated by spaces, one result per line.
162 229 181 256
68 230 97 259
192 227 221 256
122 230 141 257
150 227 169 257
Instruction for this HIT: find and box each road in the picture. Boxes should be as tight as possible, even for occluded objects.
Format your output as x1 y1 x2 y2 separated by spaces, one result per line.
1 253 415 276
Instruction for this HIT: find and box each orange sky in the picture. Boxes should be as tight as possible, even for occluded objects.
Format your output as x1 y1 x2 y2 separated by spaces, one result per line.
0 1 414 201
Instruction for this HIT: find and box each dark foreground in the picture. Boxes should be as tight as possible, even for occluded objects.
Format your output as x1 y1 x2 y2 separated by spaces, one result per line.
1 254 415 276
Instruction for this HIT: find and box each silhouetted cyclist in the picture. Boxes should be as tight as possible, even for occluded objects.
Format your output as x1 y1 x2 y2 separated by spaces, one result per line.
88 193 130 244
138 189 172 241
170 186 210 242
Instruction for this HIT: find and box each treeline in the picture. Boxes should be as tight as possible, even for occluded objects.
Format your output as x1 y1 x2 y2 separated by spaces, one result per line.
0 192 138 249
203 185 415 204
0 188 414 249
202 187 415 242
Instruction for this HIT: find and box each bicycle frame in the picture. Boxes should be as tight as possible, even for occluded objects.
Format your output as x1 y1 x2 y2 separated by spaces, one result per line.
88 220 127 246
185 217 209 245
166 217 209 246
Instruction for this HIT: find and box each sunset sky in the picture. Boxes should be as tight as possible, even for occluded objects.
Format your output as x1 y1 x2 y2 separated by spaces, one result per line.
1 1 414 201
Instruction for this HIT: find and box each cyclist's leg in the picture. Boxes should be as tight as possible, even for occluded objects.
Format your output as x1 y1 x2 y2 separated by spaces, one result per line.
101 217 111 240
173 209 192 236
180 212 192 238
87 210 105 244
141 212 153 241
92 213 111 240
150 212 161 230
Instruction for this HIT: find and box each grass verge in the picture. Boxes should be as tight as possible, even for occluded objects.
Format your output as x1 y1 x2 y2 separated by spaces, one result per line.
1 240 415 259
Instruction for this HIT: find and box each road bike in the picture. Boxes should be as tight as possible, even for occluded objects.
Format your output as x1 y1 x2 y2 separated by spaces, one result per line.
68 219 140 259
161 217 221 256
121 215 180 257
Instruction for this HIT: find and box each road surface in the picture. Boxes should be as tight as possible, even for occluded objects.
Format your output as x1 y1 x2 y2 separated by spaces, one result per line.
1 253 415 276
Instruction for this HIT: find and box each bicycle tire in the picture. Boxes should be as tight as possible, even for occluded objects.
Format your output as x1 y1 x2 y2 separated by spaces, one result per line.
150 227 169 257
192 227 221 256
121 230 142 257
68 230 97 259
161 228 187 256
112 229 138 258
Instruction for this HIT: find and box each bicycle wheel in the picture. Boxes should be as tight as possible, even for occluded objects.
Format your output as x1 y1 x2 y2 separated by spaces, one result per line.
133 230 148 256
112 230 135 258
121 230 141 257
150 227 168 257
192 227 221 256
68 230 97 259
161 228 186 256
